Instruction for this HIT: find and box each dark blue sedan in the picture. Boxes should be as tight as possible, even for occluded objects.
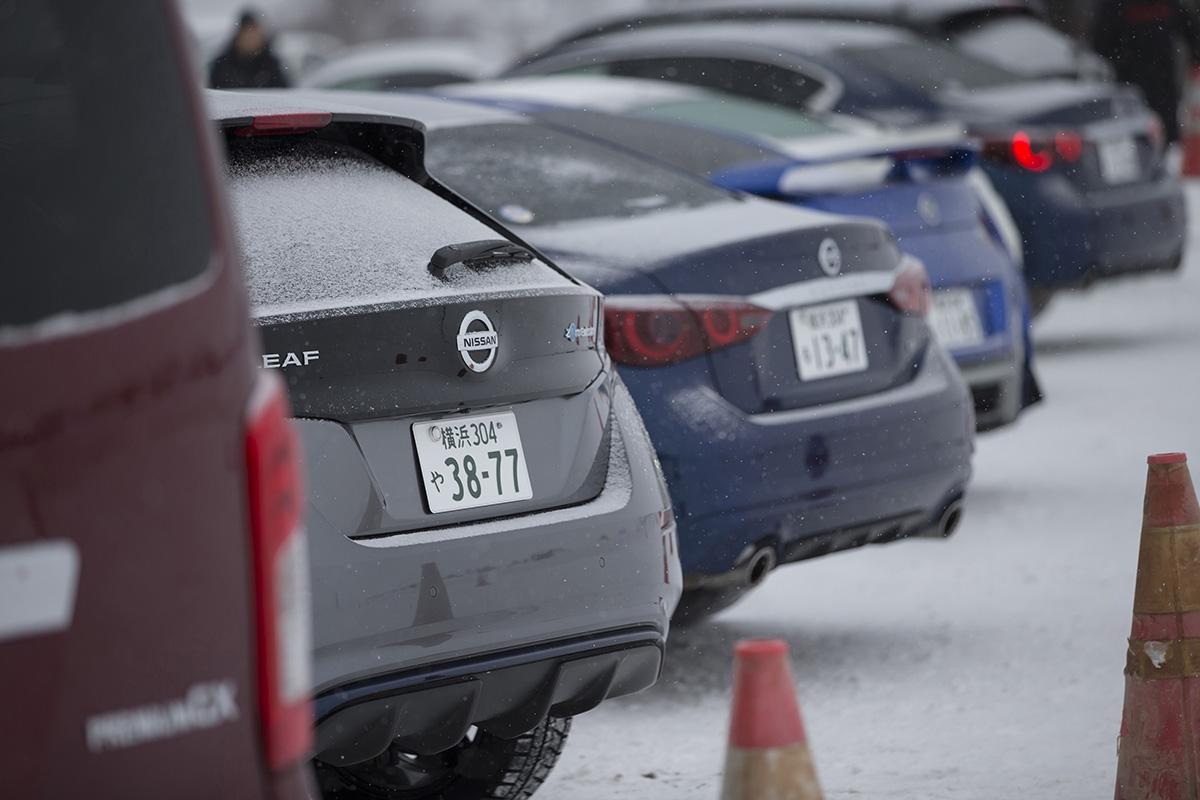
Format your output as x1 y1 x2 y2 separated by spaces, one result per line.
322 91 975 619
510 17 1187 314
441 74 1041 430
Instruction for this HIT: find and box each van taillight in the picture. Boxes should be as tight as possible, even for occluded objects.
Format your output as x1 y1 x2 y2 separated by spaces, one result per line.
244 373 312 771
887 257 932 317
604 296 773 367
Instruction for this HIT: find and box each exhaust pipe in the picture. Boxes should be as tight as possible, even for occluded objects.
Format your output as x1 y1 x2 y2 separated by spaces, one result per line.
938 500 964 538
683 544 777 591
917 498 964 539
745 546 776 587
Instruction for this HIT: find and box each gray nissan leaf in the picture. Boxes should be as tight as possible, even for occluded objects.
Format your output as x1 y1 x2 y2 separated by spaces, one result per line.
208 91 681 799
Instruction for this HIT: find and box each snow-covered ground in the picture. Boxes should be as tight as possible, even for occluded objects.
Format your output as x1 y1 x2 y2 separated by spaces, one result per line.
542 189 1200 799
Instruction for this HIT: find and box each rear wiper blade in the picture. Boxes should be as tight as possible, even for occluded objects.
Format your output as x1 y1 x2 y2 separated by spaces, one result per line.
428 239 535 279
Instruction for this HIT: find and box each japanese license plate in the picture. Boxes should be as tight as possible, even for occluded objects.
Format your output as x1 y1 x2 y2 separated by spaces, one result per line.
1098 136 1139 184
789 299 869 381
929 289 985 351
412 411 532 514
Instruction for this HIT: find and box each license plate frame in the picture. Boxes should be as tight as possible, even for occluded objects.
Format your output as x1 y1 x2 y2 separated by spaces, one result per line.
789 299 869 381
929 289 986 351
412 411 533 514
1098 136 1139 184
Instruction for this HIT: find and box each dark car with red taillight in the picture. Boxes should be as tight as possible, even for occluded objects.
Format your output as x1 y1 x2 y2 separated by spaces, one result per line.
509 16 1187 315
1 2 314 798
405 92 976 621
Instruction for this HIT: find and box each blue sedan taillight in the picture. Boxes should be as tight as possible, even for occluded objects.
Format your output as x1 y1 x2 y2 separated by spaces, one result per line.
605 295 773 367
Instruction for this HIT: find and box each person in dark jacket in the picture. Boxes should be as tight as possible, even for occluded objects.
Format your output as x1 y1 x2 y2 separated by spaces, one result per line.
208 10 288 90
1093 0 1200 141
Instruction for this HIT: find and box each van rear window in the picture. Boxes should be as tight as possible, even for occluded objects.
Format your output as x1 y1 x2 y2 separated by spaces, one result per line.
2 1 213 330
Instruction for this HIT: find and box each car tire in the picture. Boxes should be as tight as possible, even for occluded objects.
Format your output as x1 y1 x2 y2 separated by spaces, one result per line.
319 716 571 800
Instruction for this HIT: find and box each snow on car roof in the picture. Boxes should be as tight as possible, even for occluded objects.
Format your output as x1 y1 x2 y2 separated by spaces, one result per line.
542 0 1034 51
562 17 918 57
227 141 568 320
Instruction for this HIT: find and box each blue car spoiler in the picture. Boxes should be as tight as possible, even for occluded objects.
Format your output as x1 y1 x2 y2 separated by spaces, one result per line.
711 129 979 199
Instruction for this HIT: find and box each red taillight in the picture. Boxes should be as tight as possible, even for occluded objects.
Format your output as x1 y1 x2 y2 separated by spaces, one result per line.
887 257 932 317
233 112 333 137
1054 131 1084 163
980 129 1084 172
604 296 773 367
1011 130 1053 172
244 373 312 771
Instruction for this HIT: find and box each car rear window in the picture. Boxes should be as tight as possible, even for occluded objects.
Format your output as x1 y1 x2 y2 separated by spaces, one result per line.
951 17 1081 78
633 96 840 141
534 107 781 178
425 122 728 227
839 42 1020 93
226 139 568 317
2 1 213 330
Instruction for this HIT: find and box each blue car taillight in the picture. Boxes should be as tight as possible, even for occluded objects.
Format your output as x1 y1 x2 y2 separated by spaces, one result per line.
886 257 932 317
604 295 773 367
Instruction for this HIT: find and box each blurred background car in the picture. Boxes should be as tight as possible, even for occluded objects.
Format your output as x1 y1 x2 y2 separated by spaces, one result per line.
538 0 1115 82
443 74 1042 430
301 38 498 90
211 89 681 799
358 92 984 620
1 2 314 798
509 16 1187 315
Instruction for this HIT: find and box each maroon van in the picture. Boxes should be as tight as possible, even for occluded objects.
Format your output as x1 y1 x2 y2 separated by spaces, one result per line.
0 2 314 797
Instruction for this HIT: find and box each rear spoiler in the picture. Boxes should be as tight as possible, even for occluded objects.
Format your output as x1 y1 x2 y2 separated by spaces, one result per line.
710 123 978 197
214 106 431 181
212 103 577 286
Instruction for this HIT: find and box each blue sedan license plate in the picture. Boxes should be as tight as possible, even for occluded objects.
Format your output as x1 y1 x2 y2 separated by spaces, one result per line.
789 300 869 381
412 412 533 513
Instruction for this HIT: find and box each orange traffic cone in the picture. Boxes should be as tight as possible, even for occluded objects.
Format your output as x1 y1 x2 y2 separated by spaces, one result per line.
720 640 823 800
1115 453 1200 800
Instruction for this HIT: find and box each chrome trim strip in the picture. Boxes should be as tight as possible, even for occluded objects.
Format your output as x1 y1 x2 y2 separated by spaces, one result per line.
749 268 899 311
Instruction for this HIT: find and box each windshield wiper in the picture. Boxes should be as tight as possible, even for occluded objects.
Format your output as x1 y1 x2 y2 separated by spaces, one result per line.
428 239 535 279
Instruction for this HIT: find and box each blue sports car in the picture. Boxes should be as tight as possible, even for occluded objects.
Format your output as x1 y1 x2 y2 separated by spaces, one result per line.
510 16 1187 315
441 75 1040 430
306 91 976 619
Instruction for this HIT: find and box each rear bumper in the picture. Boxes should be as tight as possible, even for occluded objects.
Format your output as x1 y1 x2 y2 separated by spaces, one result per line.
958 352 1024 431
988 168 1186 288
313 627 662 765
895 225 1030 430
625 344 974 577
300 378 681 757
